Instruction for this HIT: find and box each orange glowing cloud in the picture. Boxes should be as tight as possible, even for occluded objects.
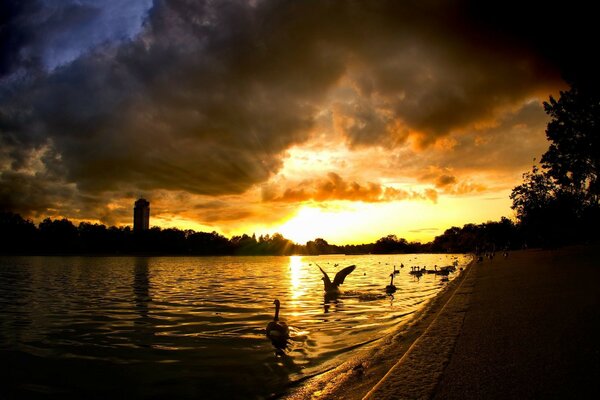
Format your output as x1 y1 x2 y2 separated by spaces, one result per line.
263 172 438 204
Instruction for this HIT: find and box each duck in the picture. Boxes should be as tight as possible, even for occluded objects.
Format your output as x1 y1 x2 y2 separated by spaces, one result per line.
317 264 356 295
385 273 396 294
266 299 289 343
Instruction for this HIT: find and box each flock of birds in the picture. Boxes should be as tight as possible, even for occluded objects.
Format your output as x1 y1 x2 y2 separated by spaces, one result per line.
265 260 460 352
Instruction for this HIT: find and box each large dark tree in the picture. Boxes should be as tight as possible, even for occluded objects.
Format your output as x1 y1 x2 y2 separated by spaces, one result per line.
511 83 600 246
542 84 600 204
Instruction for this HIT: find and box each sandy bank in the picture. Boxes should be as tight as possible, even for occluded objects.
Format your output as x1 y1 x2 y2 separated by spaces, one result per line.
285 246 600 399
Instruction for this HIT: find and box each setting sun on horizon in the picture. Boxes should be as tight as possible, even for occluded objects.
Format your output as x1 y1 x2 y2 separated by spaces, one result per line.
258 189 515 245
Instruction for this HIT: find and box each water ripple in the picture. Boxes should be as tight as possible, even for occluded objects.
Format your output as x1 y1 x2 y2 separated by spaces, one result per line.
0 253 470 398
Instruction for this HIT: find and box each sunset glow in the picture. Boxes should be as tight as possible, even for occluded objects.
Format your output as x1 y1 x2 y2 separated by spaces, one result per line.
278 206 358 244
0 0 569 245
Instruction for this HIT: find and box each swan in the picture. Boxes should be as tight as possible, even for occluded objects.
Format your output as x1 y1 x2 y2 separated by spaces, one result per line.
266 299 289 343
317 264 356 295
385 273 396 294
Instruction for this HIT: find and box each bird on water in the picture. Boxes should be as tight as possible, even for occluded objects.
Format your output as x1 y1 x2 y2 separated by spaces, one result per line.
385 273 397 294
317 264 356 295
266 299 289 344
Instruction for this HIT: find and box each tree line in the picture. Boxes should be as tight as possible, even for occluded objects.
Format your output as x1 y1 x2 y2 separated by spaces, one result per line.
1 81 598 255
0 210 523 255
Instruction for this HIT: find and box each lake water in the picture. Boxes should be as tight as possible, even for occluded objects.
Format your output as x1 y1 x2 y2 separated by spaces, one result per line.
0 254 470 399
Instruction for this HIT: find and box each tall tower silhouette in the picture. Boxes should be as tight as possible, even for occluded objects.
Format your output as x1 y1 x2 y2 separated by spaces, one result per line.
133 198 150 232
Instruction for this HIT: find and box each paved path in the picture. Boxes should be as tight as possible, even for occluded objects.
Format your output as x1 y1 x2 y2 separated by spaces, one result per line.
432 247 600 399
363 246 600 399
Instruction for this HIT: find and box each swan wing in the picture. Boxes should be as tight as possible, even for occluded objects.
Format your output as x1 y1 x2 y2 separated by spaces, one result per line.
318 265 332 286
333 264 356 286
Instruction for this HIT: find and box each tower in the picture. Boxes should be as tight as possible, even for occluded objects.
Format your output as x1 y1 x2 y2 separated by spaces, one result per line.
133 198 150 232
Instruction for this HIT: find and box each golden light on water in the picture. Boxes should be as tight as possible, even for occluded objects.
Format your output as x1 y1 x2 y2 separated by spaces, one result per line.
288 255 305 300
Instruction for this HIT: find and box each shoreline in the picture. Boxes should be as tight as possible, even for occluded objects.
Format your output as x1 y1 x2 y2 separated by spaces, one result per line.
282 255 476 399
284 245 600 399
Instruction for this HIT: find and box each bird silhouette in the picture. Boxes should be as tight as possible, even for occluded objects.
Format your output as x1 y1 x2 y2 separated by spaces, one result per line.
385 273 397 294
317 264 356 296
266 299 289 351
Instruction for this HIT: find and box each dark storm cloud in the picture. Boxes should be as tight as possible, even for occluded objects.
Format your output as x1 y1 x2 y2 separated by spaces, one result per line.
333 8 561 147
1 0 326 210
462 0 598 88
0 0 585 218
0 0 151 78
0 0 39 78
425 101 552 176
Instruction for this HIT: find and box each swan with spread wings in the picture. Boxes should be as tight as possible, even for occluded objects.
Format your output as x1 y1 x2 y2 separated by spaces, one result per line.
317 264 356 296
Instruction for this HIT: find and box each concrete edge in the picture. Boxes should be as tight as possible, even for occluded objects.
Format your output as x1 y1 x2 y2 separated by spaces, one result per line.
361 261 478 399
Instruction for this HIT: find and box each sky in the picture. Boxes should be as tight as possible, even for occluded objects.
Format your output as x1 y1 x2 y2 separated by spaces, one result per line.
0 0 594 244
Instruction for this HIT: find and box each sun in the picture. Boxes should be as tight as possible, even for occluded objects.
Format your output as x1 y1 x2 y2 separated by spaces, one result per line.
277 205 368 244
278 207 325 244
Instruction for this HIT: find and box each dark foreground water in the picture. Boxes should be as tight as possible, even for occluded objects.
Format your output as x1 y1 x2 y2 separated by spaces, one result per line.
0 254 469 399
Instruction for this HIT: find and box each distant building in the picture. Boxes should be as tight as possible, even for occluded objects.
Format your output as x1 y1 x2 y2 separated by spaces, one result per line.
133 198 150 232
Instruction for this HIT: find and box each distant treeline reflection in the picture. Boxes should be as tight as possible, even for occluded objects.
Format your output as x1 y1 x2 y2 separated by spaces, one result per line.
1 211 522 255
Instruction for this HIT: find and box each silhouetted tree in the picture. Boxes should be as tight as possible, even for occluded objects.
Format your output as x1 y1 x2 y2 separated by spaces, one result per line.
510 83 600 246
0 211 37 253
79 222 110 253
484 217 518 250
265 233 294 255
187 231 231 255
510 165 558 227
372 235 409 254
542 85 600 204
230 234 259 254
39 218 79 253
306 238 334 255
430 220 521 253
107 226 132 253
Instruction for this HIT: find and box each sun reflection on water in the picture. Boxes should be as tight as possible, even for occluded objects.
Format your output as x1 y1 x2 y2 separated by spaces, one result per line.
288 255 306 301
